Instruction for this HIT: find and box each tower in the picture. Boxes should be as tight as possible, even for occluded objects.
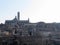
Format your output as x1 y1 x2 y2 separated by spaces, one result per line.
17 12 20 20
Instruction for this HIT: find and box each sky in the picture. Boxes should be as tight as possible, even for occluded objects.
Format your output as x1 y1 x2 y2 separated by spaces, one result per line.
0 0 60 23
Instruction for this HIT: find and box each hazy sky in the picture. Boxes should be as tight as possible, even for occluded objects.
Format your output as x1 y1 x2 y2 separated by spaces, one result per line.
0 0 60 23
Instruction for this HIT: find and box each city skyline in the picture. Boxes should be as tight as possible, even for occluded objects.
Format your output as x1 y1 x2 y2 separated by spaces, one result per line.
0 0 60 23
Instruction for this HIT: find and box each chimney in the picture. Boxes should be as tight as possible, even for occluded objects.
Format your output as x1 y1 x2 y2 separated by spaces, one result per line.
17 12 20 20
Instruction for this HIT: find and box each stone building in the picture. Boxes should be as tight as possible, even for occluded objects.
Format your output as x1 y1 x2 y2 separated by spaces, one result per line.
0 12 60 45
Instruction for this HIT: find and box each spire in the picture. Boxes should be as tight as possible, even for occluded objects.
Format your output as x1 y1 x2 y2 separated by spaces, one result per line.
17 12 20 21
28 18 29 22
15 16 17 19
13 16 17 21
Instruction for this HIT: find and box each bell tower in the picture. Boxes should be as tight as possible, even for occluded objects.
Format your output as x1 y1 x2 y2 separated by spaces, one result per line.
17 12 20 21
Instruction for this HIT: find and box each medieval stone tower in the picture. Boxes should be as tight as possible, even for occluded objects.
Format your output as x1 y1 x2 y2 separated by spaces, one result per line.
17 12 20 21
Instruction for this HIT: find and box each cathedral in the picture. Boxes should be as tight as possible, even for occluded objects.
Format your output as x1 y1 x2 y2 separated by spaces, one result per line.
4 12 60 36
0 12 60 45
